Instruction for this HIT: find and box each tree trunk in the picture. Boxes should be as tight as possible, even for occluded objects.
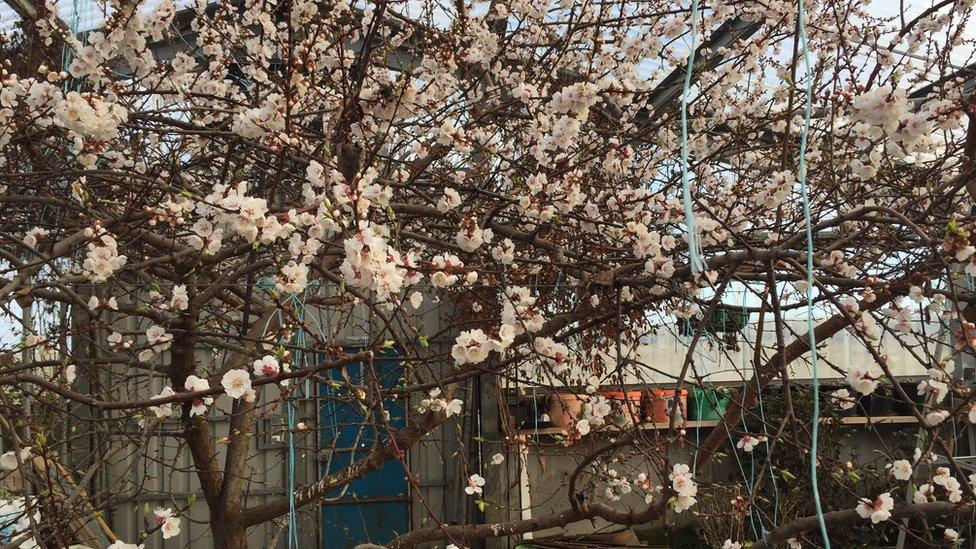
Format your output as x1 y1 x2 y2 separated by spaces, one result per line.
212 510 248 549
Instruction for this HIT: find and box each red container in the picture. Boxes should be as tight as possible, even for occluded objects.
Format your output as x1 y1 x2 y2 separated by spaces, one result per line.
604 391 644 425
645 389 688 424
547 393 588 429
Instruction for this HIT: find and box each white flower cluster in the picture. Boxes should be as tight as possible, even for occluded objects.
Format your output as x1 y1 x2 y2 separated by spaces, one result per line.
603 469 632 502
341 224 418 304
451 326 515 366
758 170 796 208
332 167 392 219
171 285 189 311
956 245 976 280
455 216 493 252
550 82 601 117
82 227 127 282
430 253 464 287
820 250 858 279
847 85 961 167
636 472 660 504
582 396 612 430
154 507 182 539
195 182 290 247
669 463 697 513
628 220 679 279
924 409 950 426
418 388 463 417
149 195 193 227
148 386 176 419
501 286 545 335
881 299 915 334
736 434 767 453
914 467 964 504
68 0 172 78
139 325 173 362
232 93 287 140
275 261 310 294
252 355 291 386
459 16 499 66
850 86 907 134
221 369 255 401
437 187 462 212
830 388 856 410
532 337 572 375
186 219 225 255
53 91 128 141
107 331 131 349
491 238 516 264
855 492 894 523
888 459 912 481
185 375 213 417
845 360 882 396
465 473 485 495
22 227 48 248
87 295 119 311
917 363 951 405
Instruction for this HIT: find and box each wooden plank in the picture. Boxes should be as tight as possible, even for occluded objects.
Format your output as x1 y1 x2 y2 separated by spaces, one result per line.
516 416 917 436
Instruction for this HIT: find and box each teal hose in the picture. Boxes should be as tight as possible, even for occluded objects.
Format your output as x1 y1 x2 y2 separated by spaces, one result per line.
287 293 305 549
796 0 830 546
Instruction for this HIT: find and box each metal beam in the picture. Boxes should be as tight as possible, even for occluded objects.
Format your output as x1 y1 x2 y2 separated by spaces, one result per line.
647 17 763 110
909 62 976 102
3 0 37 21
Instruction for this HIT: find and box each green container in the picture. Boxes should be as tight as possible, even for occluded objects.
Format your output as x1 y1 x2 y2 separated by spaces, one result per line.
689 388 730 420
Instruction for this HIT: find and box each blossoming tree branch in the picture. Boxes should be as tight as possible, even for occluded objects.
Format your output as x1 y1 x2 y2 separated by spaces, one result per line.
2 0 976 547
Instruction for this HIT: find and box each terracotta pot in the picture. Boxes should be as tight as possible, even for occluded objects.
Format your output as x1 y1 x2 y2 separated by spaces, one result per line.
547 393 588 429
645 389 688 423
604 390 644 425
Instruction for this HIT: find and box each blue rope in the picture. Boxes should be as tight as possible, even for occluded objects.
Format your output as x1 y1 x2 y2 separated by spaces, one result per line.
262 286 304 549
688 337 763 538
286 388 298 548
796 1 829 545
735 377 762 540
735 287 779 531
756 386 780 527
285 293 308 549
680 0 706 276
738 290 772 537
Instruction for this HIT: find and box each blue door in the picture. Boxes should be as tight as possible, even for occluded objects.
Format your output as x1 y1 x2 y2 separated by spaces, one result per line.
319 351 409 547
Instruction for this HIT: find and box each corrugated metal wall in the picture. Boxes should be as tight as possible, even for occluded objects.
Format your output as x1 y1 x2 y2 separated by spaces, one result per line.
89 296 466 548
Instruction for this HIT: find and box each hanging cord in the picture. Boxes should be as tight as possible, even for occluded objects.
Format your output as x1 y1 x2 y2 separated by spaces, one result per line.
736 290 770 538
256 276 303 549
680 0 706 276
796 0 830 546
689 337 762 538
743 288 779 531
285 292 309 549
690 334 758 540
726 415 760 540
755 377 781 528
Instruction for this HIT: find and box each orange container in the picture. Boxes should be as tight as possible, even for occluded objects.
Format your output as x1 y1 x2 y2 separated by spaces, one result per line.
645 389 689 423
547 393 588 428
604 391 644 424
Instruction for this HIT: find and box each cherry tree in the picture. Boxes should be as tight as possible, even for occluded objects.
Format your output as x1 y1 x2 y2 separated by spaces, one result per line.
2 0 976 547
